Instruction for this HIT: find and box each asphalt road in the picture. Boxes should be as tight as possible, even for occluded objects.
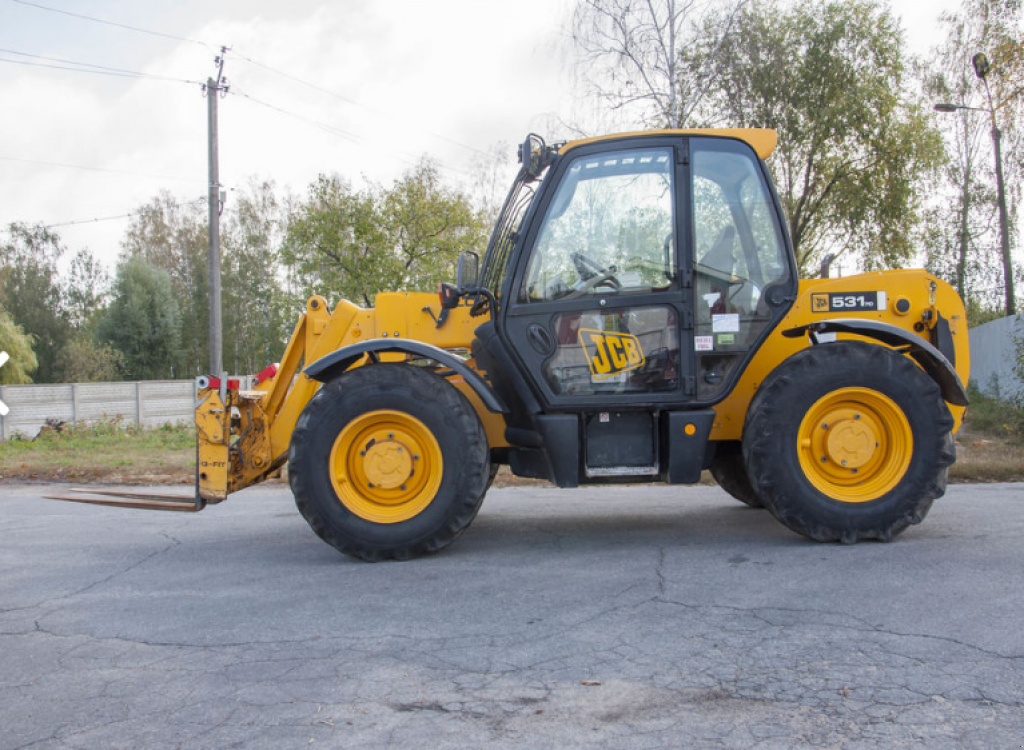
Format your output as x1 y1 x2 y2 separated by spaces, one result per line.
2 481 1023 749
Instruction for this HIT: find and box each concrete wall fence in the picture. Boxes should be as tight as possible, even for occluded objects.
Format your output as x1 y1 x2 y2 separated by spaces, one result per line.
969 314 1024 400
0 380 197 440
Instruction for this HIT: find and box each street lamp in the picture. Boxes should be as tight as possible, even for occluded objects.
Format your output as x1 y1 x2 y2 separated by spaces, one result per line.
933 51 1016 317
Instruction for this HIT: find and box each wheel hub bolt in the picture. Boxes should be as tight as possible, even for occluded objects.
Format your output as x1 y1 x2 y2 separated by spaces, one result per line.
822 422 829 429
821 456 828 462
400 485 407 491
388 433 394 439
413 454 420 461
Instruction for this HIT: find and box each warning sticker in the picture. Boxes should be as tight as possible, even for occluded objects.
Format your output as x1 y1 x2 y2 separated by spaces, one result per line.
695 336 714 352
717 333 735 346
712 313 740 333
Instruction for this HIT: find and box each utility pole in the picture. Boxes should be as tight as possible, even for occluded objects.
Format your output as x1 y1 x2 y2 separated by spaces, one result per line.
204 47 229 376
989 122 1014 316
973 52 1016 317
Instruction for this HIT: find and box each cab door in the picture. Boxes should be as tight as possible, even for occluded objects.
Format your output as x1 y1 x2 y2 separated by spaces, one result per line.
501 137 692 410
688 138 797 401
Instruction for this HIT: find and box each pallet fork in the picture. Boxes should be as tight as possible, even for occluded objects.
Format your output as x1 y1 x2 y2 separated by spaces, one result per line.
44 487 203 512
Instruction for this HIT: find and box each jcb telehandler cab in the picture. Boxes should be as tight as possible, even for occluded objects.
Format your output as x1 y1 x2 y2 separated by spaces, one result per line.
52 129 969 561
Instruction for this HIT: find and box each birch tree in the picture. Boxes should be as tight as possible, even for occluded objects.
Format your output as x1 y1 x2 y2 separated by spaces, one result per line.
570 0 747 129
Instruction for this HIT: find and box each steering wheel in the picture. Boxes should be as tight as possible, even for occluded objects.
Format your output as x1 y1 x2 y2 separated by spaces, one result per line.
570 251 621 290
571 251 606 280
565 255 621 300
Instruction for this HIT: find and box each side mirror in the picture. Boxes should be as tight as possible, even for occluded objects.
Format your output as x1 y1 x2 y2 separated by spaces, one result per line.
457 251 479 289
518 133 550 180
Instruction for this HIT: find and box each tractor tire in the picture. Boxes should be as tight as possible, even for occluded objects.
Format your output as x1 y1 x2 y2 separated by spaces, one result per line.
486 462 500 491
710 441 763 508
289 364 490 561
743 341 955 544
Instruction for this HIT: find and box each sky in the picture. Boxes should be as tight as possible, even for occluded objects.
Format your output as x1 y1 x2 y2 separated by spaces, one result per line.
0 0 966 273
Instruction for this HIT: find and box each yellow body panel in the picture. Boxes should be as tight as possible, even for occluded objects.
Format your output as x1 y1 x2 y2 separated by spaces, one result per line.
195 390 230 502
198 269 968 502
562 128 778 160
197 292 506 502
709 270 969 441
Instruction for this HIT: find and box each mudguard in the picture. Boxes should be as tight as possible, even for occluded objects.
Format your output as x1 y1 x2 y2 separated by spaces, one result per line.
783 318 969 407
304 339 508 414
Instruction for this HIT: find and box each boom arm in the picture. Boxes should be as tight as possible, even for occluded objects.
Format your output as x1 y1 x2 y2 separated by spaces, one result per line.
196 292 504 504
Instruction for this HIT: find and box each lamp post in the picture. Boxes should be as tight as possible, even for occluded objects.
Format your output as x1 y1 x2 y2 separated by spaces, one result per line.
934 51 1016 316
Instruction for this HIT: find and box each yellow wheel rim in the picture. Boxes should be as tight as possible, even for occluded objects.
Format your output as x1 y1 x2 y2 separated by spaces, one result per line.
329 410 443 523
797 387 913 503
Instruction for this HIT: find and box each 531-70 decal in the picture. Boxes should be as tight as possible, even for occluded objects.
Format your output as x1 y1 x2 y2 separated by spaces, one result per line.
811 291 887 313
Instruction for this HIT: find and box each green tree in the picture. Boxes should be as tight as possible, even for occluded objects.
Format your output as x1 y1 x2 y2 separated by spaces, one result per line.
121 194 208 376
98 257 181 380
54 338 123 383
925 0 1022 314
64 248 110 331
695 0 943 275
281 175 390 306
282 161 487 306
0 308 38 384
382 159 490 291
222 179 292 375
0 223 72 382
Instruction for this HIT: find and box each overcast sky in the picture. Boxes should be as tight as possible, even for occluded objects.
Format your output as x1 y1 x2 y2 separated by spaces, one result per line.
1 0 965 272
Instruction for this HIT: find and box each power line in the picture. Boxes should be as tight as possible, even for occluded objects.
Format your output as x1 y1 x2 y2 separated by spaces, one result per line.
2 46 163 75
0 53 202 84
40 198 207 230
7 8 475 190
11 0 213 49
234 51 492 158
230 86 362 145
11 0 492 168
229 85 472 178
0 155 201 183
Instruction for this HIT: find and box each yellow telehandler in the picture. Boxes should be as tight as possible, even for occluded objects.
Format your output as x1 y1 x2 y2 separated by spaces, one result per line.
52 129 969 560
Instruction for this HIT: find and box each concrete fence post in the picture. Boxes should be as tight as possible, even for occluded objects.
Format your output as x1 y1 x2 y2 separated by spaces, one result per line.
135 382 142 427
0 385 7 440
71 383 79 427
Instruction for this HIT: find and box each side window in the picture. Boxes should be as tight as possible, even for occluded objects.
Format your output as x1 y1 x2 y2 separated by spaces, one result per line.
519 148 676 302
543 306 680 396
691 140 789 399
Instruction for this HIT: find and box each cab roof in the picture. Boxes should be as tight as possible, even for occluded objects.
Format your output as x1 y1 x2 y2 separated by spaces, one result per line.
561 128 778 161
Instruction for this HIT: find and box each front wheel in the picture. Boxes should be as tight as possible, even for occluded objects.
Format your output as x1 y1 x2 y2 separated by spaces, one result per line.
289 364 490 561
743 342 955 543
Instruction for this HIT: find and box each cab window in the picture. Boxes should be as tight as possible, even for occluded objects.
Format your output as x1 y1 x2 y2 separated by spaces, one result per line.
519 148 676 302
691 139 789 399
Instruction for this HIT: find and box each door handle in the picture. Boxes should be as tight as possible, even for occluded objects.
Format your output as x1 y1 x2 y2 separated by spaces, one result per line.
527 323 555 355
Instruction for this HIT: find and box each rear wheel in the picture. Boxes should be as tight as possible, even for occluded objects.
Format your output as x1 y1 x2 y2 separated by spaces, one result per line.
709 441 763 508
743 342 955 543
289 364 490 561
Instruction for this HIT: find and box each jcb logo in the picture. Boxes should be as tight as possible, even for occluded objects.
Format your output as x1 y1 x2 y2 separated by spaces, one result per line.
579 329 645 380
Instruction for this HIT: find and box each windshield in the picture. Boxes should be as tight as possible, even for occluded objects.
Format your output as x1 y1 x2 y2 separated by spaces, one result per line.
479 169 541 305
